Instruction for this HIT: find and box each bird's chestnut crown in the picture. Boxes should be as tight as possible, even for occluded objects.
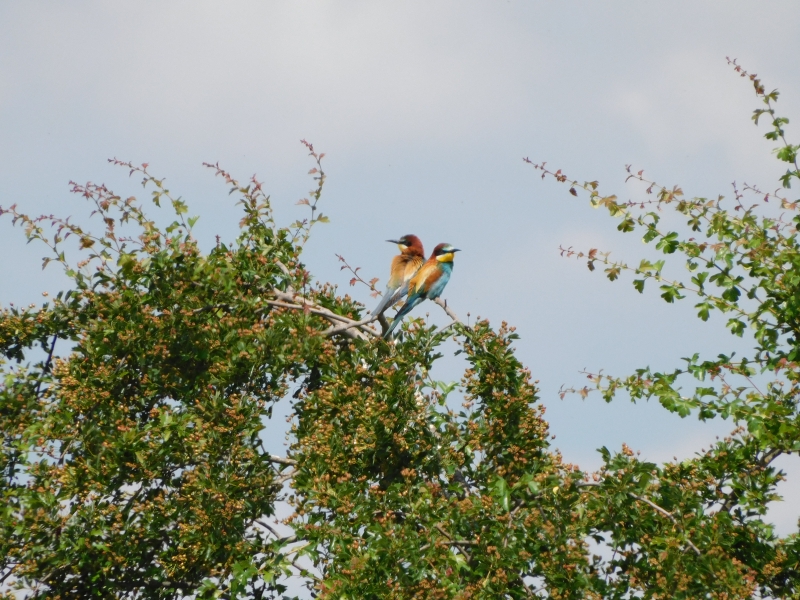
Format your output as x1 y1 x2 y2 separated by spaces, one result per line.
387 234 423 254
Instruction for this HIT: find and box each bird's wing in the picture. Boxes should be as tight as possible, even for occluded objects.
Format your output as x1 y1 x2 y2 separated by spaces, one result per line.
407 261 437 296
372 282 404 316
383 259 438 338
403 255 425 281
383 281 410 311
387 254 408 289
380 256 424 310
424 267 451 300
372 254 411 315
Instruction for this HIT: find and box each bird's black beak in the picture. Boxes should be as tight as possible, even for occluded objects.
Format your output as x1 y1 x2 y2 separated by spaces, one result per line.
451 248 462 253
387 239 401 244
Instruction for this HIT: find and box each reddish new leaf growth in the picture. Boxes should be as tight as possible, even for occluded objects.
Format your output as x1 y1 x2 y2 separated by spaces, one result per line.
336 253 381 297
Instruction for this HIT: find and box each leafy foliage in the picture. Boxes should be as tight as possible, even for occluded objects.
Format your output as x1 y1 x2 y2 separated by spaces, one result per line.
528 59 800 598
2 63 799 599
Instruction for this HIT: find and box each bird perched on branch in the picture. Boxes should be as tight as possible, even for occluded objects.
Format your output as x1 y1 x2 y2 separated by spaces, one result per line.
384 243 460 339
372 234 425 317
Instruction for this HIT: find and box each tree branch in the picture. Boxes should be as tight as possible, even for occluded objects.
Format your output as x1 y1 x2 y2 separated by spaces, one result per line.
0 563 18 585
321 314 379 337
255 519 298 547
275 470 295 485
34 333 58 397
269 290 381 339
269 455 297 467
578 481 701 556
433 297 461 323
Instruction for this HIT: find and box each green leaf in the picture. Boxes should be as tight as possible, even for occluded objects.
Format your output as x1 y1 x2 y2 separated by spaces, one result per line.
727 318 745 337
492 477 510 513
776 144 799 164
655 231 679 254
642 228 659 244
617 217 635 233
695 301 713 321
659 284 684 303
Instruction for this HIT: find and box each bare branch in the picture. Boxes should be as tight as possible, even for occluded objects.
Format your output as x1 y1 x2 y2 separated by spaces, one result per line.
270 290 381 338
433 297 461 323
275 470 295 485
264 300 349 324
322 314 380 337
269 455 297 467
263 297 374 340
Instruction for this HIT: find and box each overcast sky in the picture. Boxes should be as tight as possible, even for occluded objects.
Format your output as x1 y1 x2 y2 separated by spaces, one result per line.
2 2 799 533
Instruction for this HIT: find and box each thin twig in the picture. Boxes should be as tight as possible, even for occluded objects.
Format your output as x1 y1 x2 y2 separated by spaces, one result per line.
433 298 461 323
336 253 381 296
286 553 319 581
283 541 311 557
503 499 525 548
438 540 478 547
518 574 537 598
34 334 58 397
255 519 281 538
630 493 678 524
255 519 298 547
0 563 18 585
631 492 702 556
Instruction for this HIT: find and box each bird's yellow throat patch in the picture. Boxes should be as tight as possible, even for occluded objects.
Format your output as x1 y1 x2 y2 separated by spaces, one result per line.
436 252 455 263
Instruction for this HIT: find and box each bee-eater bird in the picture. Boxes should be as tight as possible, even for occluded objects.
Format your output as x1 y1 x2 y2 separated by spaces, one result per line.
372 234 426 317
383 243 460 339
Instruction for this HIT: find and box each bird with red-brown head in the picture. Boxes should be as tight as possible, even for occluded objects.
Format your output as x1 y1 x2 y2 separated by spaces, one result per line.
372 234 425 317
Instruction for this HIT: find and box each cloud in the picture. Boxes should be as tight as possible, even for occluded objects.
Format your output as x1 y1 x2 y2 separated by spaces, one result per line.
0 1 549 160
607 47 793 181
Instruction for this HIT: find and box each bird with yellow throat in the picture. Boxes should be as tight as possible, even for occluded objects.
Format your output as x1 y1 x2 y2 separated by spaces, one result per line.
383 243 460 339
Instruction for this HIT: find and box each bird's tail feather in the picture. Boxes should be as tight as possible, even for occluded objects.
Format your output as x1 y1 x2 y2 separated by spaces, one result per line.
372 290 393 318
383 316 401 339
372 282 409 317
382 295 421 339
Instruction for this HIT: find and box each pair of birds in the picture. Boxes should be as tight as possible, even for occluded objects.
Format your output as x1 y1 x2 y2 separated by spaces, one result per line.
373 234 460 339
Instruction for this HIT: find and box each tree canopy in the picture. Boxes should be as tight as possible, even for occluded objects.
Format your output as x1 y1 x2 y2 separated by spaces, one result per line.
2 63 800 599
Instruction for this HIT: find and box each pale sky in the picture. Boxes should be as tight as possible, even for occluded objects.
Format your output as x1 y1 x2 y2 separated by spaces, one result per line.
2 2 799 533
